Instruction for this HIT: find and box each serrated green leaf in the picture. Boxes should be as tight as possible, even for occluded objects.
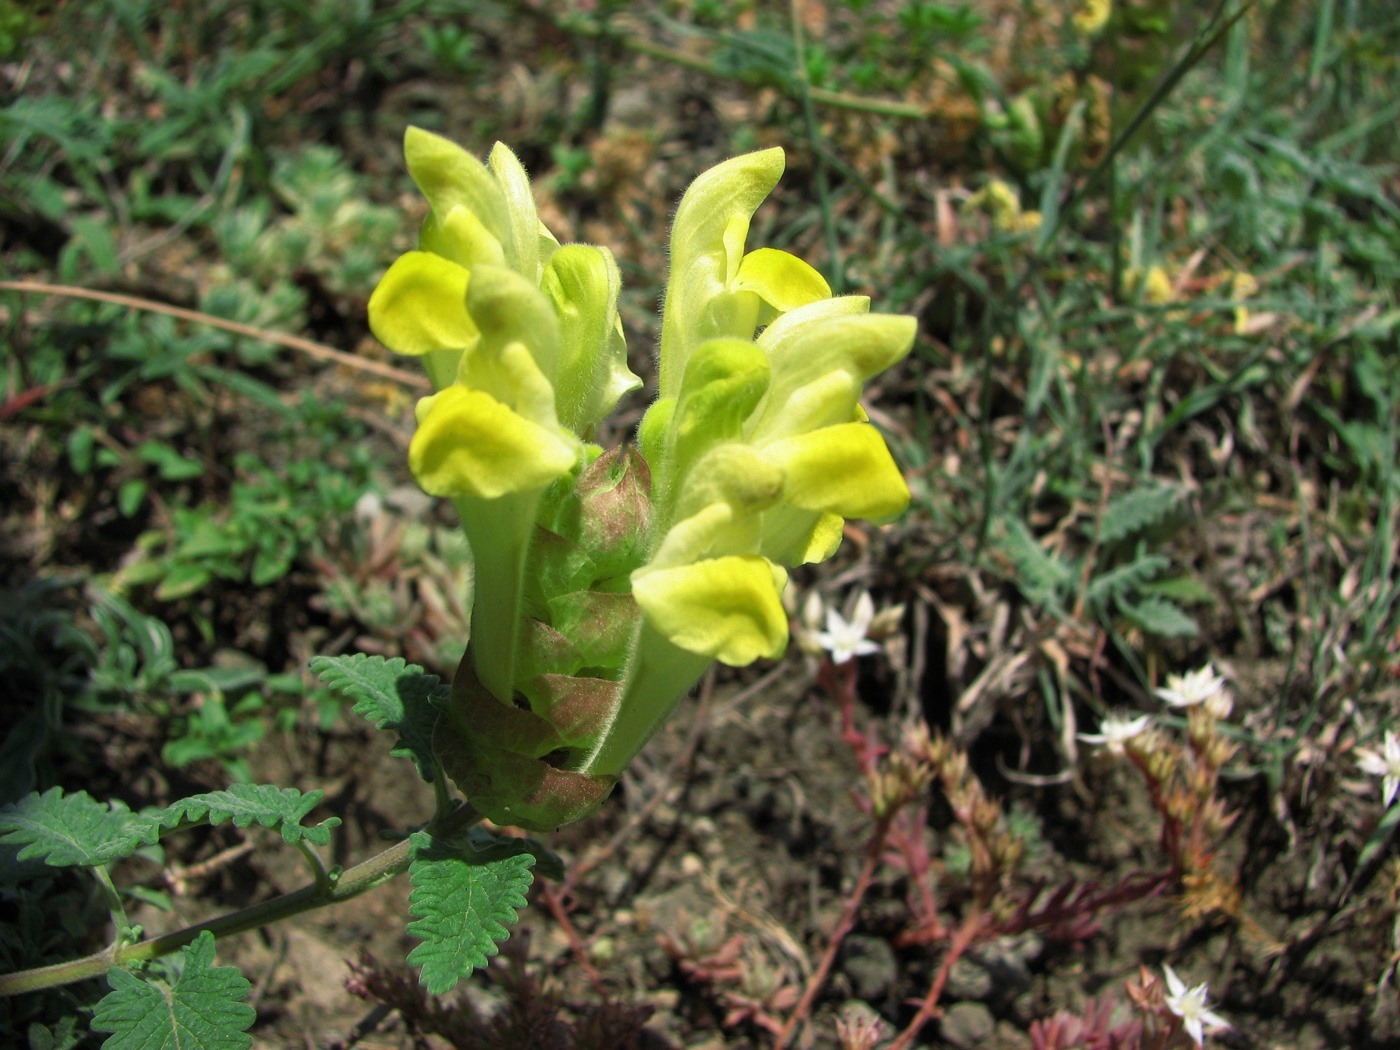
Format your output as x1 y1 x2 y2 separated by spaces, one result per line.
1098 484 1182 544
1087 553 1170 605
310 653 441 781
406 830 534 995
157 785 341 846
0 788 159 868
457 826 565 882
1140 574 1215 604
92 931 254 1050
1121 596 1199 638
998 519 1074 607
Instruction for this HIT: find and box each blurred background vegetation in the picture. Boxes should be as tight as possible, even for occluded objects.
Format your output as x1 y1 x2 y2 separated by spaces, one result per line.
2 0 1398 1045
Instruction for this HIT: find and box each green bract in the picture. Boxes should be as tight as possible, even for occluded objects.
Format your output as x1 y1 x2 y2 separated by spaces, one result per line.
369 128 914 830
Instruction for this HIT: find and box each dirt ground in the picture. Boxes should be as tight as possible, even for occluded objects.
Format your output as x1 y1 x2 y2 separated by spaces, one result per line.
5 4 1400 1047
99 629 1396 1050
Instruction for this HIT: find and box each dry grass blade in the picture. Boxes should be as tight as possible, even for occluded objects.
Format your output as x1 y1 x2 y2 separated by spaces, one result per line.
0 279 428 390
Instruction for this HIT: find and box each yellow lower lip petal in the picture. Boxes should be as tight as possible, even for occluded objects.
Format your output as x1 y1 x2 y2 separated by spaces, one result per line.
761 422 910 522
409 386 578 500
632 555 788 666
367 251 477 356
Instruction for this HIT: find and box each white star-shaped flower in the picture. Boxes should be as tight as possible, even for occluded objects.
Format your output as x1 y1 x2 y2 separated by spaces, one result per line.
1155 664 1228 709
1357 730 1400 808
1163 964 1230 1046
815 591 881 665
1077 714 1152 754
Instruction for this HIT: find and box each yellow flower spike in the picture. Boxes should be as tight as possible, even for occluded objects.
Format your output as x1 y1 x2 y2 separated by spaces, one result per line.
449 266 576 452
419 203 507 270
659 147 786 397
731 246 832 321
633 269 913 667
542 244 641 436
368 129 920 827
759 423 911 522
409 386 578 500
632 556 789 666
404 127 512 251
672 444 786 523
366 251 478 390
749 307 917 440
486 141 547 281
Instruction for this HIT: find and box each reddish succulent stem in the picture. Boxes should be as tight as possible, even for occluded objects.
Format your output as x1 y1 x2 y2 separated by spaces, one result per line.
538 881 606 994
888 908 986 1050
772 810 896 1050
774 653 911 1048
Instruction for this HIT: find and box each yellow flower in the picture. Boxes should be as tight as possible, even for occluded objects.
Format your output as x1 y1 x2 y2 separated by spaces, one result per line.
368 133 916 823
1228 270 1259 334
1073 0 1112 35
632 168 915 668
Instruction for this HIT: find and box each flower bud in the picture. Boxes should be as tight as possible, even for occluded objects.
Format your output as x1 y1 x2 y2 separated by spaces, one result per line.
576 446 653 582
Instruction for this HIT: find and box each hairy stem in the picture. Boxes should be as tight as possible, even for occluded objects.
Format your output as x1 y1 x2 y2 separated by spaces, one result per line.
0 803 482 998
90 866 130 937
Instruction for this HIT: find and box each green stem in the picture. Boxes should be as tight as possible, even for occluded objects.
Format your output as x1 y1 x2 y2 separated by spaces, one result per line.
294 839 332 894
456 492 538 704
580 620 710 777
90 866 129 936
0 804 482 998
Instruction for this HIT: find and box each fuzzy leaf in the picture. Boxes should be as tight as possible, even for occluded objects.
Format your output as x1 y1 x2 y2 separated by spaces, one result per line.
1097 484 1182 544
157 785 341 847
310 653 442 780
91 931 254 1050
1086 553 1170 605
1121 596 1199 638
999 519 1074 607
406 829 534 995
0 787 159 869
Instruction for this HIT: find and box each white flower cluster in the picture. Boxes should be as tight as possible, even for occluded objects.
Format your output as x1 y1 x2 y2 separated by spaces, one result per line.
1077 663 1235 756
